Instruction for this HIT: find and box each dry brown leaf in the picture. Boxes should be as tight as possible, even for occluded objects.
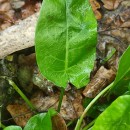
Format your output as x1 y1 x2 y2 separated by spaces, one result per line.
7 89 84 127
21 5 35 19
102 0 122 10
31 91 83 121
31 91 59 112
59 95 77 120
0 11 13 23
90 0 100 11
94 10 102 20
7 104 33 127
90 0 102 20
52 113 67 130
121 21 130 28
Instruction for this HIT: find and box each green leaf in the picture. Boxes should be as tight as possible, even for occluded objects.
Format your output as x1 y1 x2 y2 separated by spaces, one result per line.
35 0 97 88
4 126 22 130
93 95 130 130
112 46 130 95
24 109 57 130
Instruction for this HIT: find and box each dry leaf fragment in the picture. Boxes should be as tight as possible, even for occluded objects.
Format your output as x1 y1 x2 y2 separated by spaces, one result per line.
83 66 116 98
52 113 67 130
121 21 130 28
102 0 122 10
60 95 77 120
7 104 33 127
0 11 13 23
94 10 102 20
90 0 102 20
6 89 83 127
31 91 59 112
90 0 100 11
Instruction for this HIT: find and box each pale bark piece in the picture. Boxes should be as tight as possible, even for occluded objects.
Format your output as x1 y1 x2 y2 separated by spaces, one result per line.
0 12 39 59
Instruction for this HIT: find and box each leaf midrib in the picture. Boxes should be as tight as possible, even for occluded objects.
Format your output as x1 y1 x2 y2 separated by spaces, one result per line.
65 1 69 71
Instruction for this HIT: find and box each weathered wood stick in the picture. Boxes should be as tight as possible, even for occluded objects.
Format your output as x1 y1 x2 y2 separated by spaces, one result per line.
83 66 116 98
0 12 39 59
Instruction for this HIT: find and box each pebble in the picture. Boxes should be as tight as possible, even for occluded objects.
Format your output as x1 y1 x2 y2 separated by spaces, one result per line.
11 0 25 9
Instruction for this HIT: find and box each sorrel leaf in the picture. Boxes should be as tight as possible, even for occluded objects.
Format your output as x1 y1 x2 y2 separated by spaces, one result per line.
24 109 57 130
35 0 97 88
93 95 130 130
112 45 130 95
4 126 22 130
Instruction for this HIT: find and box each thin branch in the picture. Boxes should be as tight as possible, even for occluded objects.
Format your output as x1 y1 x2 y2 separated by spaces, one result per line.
0 12 39 59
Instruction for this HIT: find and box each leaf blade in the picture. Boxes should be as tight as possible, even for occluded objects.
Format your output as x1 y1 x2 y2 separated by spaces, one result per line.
112 45 130 95
93 95 130 130
24 109 57 130
35 0 97 88
4 126 22 130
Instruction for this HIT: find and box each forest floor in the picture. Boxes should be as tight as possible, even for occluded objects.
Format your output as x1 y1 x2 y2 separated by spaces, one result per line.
0 0 130 130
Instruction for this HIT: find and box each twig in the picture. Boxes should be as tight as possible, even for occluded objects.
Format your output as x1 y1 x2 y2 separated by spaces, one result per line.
0 12 39 59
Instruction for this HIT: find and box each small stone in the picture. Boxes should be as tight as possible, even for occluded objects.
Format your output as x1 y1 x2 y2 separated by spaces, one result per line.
11 0 25 9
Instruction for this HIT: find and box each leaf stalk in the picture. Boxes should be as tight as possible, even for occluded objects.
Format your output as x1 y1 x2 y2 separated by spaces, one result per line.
75 82 114 130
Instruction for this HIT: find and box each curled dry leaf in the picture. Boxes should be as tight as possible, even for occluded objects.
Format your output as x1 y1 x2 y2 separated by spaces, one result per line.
52 113 67 130
102 0 122 10
6 104 33 127
121 21 130 28
0 11 13 23
89 0 102 20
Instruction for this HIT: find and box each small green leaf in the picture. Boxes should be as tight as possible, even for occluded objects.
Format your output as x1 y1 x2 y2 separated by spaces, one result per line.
112 45 130 95
93 95 130 130
4 126 22 130
35 0 97 88
24 109 57 130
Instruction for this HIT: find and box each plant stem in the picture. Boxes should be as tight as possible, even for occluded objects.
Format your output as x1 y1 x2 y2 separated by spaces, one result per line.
0 122 6 129
67 120 75 127
8 79 36 112
57 87 65 112
75 82 114 130
82 119 96 130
